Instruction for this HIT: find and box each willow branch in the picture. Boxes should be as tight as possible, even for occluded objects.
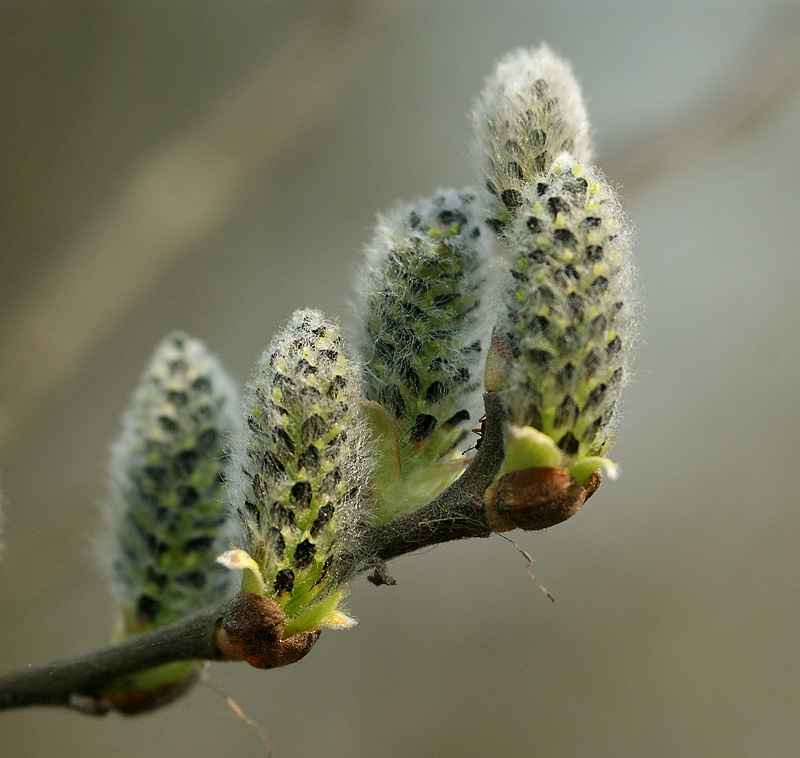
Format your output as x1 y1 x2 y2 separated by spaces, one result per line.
0 601 229 714
0 393 506 715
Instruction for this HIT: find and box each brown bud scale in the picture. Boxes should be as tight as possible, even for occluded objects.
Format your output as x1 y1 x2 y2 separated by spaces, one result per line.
219 592 320 669
484 467 600 532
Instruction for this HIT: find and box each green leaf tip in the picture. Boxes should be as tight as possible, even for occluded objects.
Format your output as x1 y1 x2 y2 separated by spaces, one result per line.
569 456 617 487
502 425 563 474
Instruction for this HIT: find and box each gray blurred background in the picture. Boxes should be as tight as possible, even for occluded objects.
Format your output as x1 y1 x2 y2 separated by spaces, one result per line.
2 1 799 756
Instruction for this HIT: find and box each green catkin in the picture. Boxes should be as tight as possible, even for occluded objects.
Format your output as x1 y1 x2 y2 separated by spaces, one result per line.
106 332 238 636
472 45 593 235
355 188 492 523
103 332 238 701
226 310 368 634
496 155 637 482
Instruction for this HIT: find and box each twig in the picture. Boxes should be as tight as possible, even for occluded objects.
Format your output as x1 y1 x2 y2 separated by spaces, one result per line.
0 393 507 715
0 601 228 714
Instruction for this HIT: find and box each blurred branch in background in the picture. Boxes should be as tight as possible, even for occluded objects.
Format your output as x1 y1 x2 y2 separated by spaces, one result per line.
0 0 398 454
608 3 800 187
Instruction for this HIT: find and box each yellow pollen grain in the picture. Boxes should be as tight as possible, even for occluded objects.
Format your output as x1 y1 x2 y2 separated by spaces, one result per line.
593 262 609 278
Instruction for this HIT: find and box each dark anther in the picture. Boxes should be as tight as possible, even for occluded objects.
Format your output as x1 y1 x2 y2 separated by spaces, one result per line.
293 539 316 570
443 409 470 428
553 228 578 247
439 208 468 227
136 594 160 623
274 568 295 594
378 384 405 418
584 383 608 410
530 128 546 147
290 481 313 509
327 374 347 399
262 450 286 477
310 504 335 537
320 467 342 494
301 414 327 445
557 431 580 455
410 413 437 443
184 535 215 553
548 196 570 217
176 570 206 589
585 244 604 262
486 218 504 234
272 427 295 461
526 348 553 368
270 502 296 527
158 415 178 433
298 444 321 474
553 397 579 428
268 527 286 556
507 161 524 180
197 427 218 452
501 189 523 210
175 449 198 477
426 380 448 403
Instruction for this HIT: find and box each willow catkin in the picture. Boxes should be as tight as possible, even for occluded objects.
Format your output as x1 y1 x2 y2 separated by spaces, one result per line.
107 332 237 634
495 156 637 481
226 310 370 633
355 188 493 521
472 45 593 234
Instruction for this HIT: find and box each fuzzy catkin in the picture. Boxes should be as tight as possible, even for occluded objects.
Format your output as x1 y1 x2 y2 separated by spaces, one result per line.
355 188 492 520
472 45 592 234
227 310 368 621
497 155 637 461
106 332 238 634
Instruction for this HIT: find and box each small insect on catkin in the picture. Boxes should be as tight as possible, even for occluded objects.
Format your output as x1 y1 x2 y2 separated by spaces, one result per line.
472 45 593 235
355 188 493 522
103 332 238 711
225 310 370 636
495 155 637 485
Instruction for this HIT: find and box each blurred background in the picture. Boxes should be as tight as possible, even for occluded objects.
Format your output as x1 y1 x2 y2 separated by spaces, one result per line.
2 1 799 756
